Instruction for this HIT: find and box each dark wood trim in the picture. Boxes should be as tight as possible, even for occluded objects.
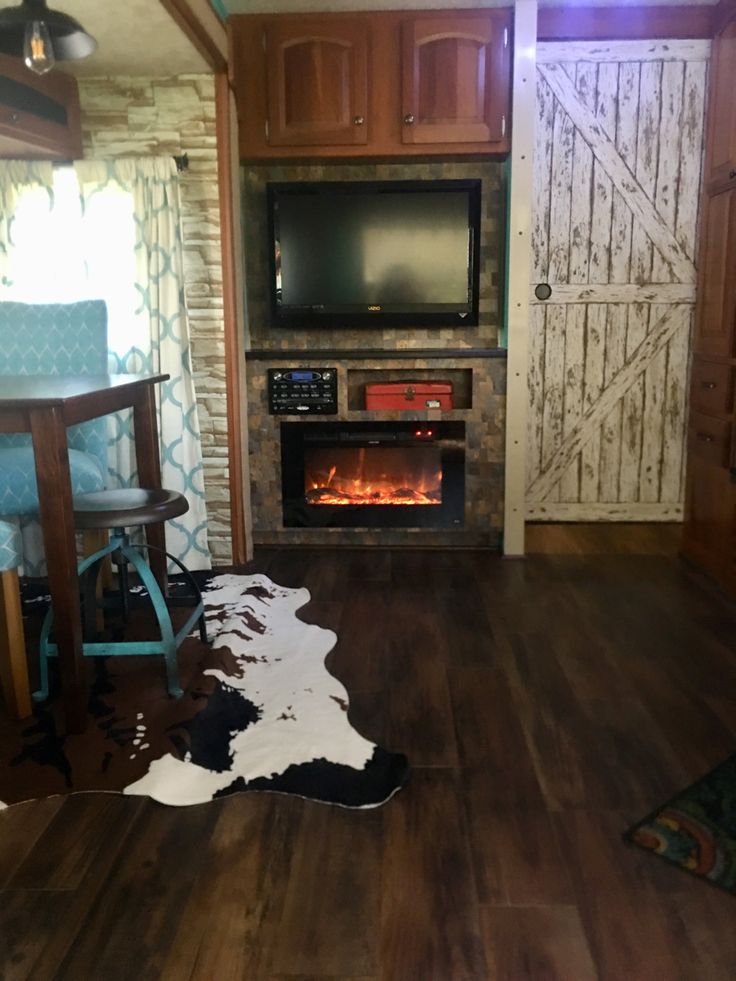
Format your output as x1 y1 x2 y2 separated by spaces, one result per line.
246 348 508 361
158 0 228 71
537 5 714 40
714 0 736 34
216 72 249 566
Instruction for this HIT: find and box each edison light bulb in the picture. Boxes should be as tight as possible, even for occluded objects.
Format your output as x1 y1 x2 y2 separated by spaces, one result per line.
23 20 55 75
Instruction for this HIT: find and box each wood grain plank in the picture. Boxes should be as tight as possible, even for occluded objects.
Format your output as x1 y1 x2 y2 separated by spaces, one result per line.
448 667 544 805
379 767 487 981
642 60 684 504
580 304 605 503
560 305 585 501
480 905 598 981
555 809 692 980
0 797 62 889
159 794 303 981
537 40 711 63
530 282 695 304
527 501 683 520
500 632 591 811
540 304 566 503
532 74 555 283
5 796 145 979
677 59 708 261
464 788 575 906
527 303 546 487
560 60 595 503
386 618 459 768
598 304 626 500
51 802 220 980
601 60 637 506
8 794 142 891
581 63 617 503
270 803 382 978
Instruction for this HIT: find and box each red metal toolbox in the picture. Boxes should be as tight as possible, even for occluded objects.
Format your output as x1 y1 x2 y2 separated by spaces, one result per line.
365 382 454 410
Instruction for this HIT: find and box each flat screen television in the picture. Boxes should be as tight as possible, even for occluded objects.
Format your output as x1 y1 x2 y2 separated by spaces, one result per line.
266 179 482 328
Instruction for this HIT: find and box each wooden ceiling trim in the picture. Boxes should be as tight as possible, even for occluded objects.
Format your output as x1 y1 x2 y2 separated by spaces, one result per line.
538 5 715 41
158 0 228 71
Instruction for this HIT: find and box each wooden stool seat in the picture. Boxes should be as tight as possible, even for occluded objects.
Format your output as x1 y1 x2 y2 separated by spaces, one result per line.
34 487 207 703
72 488 189 529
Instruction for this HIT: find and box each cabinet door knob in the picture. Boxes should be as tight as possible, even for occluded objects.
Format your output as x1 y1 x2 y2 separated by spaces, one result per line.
697 432 715 442
730 169 736 179
353 115 364 126
701 381 717 389
9 112 19 123
403 113 415 125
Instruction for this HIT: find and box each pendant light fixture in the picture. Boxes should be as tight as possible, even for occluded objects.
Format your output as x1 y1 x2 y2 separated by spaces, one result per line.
0 0 96 75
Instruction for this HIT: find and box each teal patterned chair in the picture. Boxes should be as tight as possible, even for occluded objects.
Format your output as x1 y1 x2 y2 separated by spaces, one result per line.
0 300 109 719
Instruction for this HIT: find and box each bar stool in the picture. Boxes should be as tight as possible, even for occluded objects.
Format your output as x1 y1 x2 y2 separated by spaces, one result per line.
34 488 208 702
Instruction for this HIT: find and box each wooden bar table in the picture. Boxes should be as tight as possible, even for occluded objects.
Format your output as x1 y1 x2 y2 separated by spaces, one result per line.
0 373 168 733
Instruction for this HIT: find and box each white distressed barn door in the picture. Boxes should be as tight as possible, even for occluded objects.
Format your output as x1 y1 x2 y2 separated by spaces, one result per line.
526 40 709 521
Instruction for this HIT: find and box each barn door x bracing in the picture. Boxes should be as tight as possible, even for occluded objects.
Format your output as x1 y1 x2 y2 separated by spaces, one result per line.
526 40 709 521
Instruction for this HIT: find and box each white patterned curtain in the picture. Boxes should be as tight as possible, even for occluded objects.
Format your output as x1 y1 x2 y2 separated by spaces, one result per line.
73 159 210 570
0 161 54 288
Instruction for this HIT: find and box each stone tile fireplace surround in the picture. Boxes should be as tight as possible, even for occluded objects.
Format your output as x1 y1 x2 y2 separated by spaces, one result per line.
243 161 507 548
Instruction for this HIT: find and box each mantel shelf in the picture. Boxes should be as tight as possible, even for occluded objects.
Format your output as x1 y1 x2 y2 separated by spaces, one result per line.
245 348 508 361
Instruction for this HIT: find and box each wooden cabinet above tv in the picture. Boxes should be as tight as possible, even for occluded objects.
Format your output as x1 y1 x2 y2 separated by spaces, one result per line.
0 55 82 160
229 8 512 160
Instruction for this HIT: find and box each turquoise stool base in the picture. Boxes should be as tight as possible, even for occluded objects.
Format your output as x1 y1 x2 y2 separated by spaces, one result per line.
34 528 207 703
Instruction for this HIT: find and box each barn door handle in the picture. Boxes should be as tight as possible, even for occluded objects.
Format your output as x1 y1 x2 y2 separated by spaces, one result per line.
696 432 715 442
701 381 718 389
535 283 552 301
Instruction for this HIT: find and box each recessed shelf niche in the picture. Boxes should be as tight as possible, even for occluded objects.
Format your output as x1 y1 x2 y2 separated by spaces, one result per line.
347 368 473 411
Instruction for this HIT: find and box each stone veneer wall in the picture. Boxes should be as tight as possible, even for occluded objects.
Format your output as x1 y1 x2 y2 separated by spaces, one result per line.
243 160 507 547
78 75 232 564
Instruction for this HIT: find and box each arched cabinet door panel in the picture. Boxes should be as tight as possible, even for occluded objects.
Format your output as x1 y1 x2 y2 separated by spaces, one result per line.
401 12 510 145
265 19 369 147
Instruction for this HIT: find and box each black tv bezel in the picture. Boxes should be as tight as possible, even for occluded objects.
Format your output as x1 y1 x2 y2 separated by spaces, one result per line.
266 179 482 329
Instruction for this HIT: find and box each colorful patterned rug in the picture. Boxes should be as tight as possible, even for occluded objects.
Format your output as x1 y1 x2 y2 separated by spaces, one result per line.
625 754 736 895
0 573 409 810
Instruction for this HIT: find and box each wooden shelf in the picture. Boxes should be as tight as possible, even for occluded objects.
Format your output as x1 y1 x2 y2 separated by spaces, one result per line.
246 348 507 360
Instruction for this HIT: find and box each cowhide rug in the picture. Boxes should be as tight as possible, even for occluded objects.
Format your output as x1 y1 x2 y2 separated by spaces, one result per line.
0 573 409 810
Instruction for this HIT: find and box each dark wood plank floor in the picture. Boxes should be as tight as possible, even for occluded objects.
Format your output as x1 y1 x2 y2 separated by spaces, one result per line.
2 541 736 980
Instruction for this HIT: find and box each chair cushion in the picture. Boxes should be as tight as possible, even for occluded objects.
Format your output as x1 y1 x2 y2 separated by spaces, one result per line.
0 446 105 516
0 300 110 480
0 516 21 571
0 300 108 376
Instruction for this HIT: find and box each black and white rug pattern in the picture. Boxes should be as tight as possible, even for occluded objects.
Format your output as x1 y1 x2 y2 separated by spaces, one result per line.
0 573 409 810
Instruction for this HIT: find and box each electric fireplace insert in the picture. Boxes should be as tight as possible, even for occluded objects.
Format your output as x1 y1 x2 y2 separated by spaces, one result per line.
281 421 465 529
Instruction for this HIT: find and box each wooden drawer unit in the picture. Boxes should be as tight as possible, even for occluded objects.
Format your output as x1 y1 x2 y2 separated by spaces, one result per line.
682 458 736 588
689 359 734 416
688 411 732 468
